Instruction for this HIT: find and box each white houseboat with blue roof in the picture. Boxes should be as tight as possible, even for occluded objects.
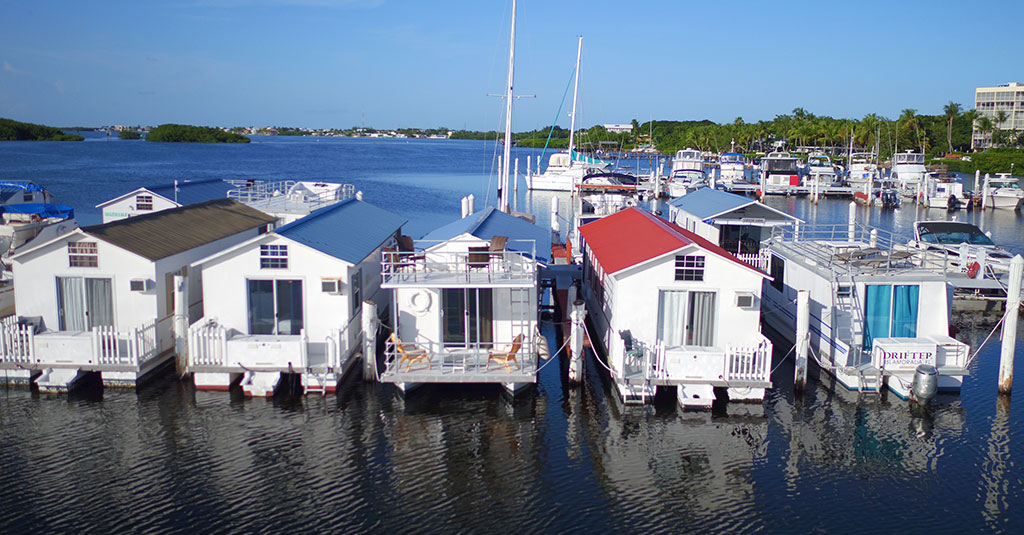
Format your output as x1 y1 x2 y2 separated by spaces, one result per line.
98 178 354 225
666 188 801 270
379 206 549 394
761 222 970 398
187 197 406 396
1 199 276 391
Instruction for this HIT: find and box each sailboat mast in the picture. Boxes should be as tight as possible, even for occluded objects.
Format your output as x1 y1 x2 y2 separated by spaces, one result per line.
500 0 517 213
567 36 582 162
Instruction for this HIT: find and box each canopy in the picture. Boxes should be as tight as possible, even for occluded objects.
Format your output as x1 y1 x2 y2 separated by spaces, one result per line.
0 203 74 219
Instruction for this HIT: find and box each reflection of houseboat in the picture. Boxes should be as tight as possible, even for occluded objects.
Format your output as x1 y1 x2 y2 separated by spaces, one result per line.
379 207 549 394
579 207 772 407
762 222 970 399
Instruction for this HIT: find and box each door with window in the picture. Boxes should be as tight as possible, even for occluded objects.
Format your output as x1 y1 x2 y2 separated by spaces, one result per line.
247 279 303 335
657 290 717 347
442 289 493 348
863 284 919 350
57 277 114 331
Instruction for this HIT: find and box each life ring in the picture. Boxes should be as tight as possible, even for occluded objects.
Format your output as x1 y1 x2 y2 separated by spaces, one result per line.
406 289 432 315
967 261 980 279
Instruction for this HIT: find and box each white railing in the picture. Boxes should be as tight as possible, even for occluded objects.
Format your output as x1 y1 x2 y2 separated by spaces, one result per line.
0 317 34 364
188 319 228 367
327 315 362 370
226 180 354 212
381 239 538 286
937 338 970 369
735 250 771 272
92 319 160 366
383 336 537 377
724 334 772 383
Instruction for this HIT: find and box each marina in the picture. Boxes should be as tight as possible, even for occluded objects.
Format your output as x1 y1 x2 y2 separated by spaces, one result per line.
0 135 1022 532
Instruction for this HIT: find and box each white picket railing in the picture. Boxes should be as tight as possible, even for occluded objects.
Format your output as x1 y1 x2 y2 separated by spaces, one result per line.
735 250 771 273
92 319 160 366
188 319 228 367
0 317 34 364
724 334 772 383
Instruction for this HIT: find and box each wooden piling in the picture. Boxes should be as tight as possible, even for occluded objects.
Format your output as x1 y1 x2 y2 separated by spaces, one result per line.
998 255 1022 395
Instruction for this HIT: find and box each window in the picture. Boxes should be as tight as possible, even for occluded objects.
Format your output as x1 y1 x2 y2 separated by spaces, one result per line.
260 244 288 269
770 254 785 292
136 194 153 211
68 242 99 267
350 269 362 315
675 255 704 281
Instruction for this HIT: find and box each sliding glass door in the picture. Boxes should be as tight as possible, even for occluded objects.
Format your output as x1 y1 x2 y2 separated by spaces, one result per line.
442 288 493 348
247 279 303 335
57 277 113 331
863 284 919 350
657 290 717 347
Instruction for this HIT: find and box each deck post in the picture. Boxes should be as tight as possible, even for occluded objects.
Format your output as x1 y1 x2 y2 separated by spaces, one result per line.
998 255 1023 395
869 229 878 249
467 193 475 216
461 196 469 218
362 300 378 382
173 274 188 377
847 202 856 242
759 168 766 201
794 290 809 391
567 285 585 385
513 157 519 212
974 169 980 193
550 197 560 239
982 173 990 209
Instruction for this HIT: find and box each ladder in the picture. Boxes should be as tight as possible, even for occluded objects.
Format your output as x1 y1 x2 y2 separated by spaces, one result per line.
304 370 328 396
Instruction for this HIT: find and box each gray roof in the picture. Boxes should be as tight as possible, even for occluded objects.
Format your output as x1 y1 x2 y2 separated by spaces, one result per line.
82 198 277 261
667 188 802 223
420 207 551 264
275 198 407 264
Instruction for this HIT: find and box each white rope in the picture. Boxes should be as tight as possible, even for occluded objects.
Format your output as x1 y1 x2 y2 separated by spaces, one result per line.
768 341 797 376
534 334 572 374
963 310 1009 369
579 318 615 373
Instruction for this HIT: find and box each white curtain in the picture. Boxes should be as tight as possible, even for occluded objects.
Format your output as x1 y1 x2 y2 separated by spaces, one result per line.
658 291 687 346
58 277 86 331
687 292 716 346
86 278 114 328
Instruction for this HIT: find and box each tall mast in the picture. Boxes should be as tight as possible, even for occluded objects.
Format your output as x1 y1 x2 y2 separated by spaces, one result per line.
567 36 582 163
500 0 517 213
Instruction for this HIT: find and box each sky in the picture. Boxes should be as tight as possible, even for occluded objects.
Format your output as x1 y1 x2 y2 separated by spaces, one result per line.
0 0 1020 131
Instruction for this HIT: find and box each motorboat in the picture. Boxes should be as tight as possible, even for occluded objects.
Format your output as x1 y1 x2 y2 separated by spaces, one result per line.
718 152 747 186
846 153 878 187
759 151 801 194
0 181 76 259
922 174 966 210
908 220 1013 273
666 148 706 197
527 151 606 191
804 152 838 188
891 151 927 197
984 173 1024 210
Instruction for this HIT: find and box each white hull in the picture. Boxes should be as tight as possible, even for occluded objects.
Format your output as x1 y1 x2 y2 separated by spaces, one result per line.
986 194 1023 210
526 167 586 191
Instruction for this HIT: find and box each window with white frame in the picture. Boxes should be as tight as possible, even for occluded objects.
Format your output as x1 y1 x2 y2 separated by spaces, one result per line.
136 194 154 211
260 244 288 269
350 268 362 315
674 255 704 281
68 242 99 267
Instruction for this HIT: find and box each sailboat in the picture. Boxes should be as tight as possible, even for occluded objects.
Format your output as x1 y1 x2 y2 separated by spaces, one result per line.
526 37 609 192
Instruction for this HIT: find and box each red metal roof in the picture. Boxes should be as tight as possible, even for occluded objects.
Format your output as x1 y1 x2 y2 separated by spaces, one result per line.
578 207 768 276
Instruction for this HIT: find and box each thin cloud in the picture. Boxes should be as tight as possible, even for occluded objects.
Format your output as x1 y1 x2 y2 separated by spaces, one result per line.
3 60 21 74
192 0 383 7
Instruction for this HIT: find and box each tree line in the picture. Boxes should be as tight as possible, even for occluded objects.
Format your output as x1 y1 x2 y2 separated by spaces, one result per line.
0 118 84 141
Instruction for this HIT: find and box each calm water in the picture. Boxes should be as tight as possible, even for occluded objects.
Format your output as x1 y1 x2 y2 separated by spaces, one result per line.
1 136 1023 534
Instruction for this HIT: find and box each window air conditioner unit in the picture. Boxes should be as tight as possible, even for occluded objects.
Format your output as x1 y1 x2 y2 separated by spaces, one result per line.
735 292 757 309
321 279 342 294
130 279 150 292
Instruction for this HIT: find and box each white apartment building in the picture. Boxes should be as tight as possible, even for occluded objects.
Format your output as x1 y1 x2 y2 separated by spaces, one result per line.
603 123 633 134
973 82 1024 149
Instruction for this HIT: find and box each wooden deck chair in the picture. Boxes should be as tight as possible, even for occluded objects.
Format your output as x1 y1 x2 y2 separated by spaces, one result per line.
390 332 431 372
487 333 524 373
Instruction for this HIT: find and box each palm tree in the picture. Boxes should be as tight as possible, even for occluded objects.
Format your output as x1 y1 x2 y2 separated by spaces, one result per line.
976 116 994 148
943 101 961 153
995 110 1009 129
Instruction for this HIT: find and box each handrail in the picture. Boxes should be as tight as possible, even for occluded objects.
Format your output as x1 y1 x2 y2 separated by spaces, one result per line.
381 239 538 285
382 337 537 376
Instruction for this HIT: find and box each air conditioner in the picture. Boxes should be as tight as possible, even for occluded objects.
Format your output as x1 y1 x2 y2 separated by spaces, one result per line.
129 279 151 292
735 292 757 309
321 279 342 294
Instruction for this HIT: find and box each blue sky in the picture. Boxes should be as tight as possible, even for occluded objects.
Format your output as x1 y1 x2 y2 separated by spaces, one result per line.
0 0 1019 130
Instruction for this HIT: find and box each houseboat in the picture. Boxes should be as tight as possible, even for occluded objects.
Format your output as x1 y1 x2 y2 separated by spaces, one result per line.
666 187 801 268
759 151 802 194
379 206 549 394
1 199 277 391
667 149 707 197
761 221 970 399
578 207 773 408
891 150 927 197
186 197 406 396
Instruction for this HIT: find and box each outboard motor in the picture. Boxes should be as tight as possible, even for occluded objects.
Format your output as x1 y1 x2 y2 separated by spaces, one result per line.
947 194 960 211
910 364 938 405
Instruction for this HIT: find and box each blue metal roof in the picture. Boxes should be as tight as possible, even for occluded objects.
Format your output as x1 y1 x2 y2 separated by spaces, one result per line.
667 188 755 220
275 198 407 264
148 178 232 206
420 206 551 264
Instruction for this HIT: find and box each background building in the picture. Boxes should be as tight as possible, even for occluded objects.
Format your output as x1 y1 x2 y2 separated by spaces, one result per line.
973 82 1024 149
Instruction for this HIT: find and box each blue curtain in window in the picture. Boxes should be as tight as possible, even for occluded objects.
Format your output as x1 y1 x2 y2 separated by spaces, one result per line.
863 285 892 351
891 285 919 338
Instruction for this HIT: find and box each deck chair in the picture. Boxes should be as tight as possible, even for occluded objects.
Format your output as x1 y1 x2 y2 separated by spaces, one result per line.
390 333 431 372
487 333 524 373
